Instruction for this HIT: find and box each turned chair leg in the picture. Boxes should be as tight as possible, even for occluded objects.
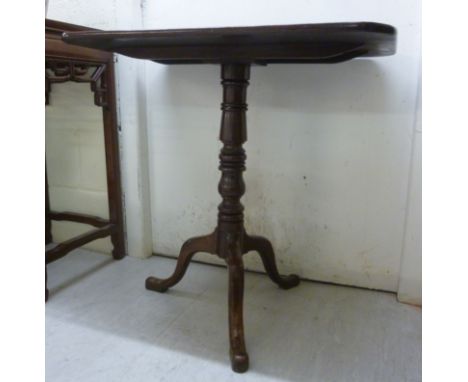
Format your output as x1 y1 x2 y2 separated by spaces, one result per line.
111 232 125 260
227 253 249 373
244 234 300 289
145 232 217 293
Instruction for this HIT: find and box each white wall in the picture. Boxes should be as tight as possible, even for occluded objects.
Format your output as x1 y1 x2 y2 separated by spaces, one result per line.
143 0 421 292
398 71 422 305
47 0 421 299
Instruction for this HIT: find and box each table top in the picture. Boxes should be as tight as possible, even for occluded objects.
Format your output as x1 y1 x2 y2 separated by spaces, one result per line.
62 22 396 65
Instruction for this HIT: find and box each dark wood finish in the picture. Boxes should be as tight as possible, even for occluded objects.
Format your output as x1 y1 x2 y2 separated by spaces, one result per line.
244 234 300 289
145 233 217 292
48 211 110 227
45 19 126 301
46 61 108 107
46 19 110 63
63 22 396 372
62 22 396 65
100 59 126 260
46 225 115 264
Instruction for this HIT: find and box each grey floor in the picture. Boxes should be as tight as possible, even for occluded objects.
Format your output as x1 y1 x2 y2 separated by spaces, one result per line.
46 249 421 382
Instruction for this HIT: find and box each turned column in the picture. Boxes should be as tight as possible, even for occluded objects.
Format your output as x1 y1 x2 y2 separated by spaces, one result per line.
216 63 249 257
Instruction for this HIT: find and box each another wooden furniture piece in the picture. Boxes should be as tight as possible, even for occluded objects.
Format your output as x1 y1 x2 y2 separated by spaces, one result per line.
45 19 126 301
63 22 396 372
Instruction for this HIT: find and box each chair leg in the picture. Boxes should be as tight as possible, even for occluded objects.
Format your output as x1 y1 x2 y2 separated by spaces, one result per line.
111 232 125 260
226 253 249 373
145 232 216 293
244 234 300 289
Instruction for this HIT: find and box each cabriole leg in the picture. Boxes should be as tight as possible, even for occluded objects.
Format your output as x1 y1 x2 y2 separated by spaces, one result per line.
244 234 300 289
145 232 216 292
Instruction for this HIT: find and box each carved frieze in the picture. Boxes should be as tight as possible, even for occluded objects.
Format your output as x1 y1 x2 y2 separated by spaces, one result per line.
45 60 108 107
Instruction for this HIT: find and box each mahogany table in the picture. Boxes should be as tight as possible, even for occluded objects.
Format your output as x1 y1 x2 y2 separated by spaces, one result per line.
63 22 396 373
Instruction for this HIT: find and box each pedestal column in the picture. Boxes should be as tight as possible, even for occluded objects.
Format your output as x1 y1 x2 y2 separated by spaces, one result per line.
145 63 299 373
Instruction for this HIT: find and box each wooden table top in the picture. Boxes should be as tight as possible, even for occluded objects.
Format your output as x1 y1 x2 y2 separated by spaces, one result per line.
62 22 396 65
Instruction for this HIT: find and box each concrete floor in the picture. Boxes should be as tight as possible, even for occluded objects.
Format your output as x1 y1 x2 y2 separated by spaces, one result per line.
46 249 421 382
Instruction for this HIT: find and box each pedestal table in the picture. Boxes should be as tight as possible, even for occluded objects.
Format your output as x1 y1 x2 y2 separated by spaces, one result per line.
63 22 396 372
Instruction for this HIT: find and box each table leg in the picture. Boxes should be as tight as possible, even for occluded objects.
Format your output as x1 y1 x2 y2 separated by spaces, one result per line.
145 232 217 292
244 234 300 289
227 253 249 372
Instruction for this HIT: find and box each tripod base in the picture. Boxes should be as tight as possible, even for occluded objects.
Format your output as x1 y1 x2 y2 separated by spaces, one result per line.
146 230 299 373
